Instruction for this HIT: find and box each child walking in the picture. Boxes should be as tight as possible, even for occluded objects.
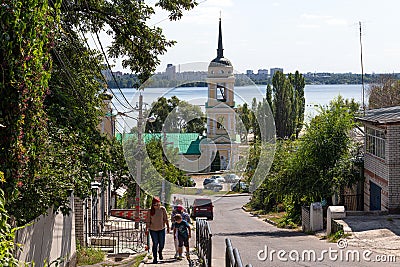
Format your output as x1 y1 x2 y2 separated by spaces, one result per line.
171 205 191 258
173 213 191 260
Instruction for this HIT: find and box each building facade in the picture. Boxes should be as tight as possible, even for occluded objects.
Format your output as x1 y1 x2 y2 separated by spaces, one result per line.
356 106 400 213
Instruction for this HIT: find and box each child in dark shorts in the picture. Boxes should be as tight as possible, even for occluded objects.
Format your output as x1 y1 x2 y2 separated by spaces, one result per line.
173 214 191 260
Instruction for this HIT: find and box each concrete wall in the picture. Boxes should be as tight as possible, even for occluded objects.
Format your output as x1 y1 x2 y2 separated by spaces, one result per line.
14 194 76 267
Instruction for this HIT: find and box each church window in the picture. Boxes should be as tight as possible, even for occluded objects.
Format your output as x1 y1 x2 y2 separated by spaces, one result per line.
217 116 224 129
216 83 226 102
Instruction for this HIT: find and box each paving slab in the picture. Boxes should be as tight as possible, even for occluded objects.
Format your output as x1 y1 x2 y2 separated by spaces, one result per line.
339 215 400 257
140 229 200 267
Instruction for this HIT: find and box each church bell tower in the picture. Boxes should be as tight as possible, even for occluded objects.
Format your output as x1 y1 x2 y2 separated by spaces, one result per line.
205 18 238 170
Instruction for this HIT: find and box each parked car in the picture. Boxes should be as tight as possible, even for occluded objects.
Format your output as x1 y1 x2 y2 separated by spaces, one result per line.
204 181 223 191
211 175 223 180
203 177 215 187
231 181 248 192
215 177 226 183
191 198 214 220
224 174 241 183
185 177 196 187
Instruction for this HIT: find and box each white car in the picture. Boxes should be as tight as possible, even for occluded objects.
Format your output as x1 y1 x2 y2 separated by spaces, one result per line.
215 177 226 183
224 174 241 183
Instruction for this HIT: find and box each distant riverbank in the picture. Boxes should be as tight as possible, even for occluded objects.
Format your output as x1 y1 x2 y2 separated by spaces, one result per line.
111 84 366 121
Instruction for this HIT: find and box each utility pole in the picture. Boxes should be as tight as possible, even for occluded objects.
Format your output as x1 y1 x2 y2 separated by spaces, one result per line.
135 92 143 229
161 126 166 204
359 21 366 115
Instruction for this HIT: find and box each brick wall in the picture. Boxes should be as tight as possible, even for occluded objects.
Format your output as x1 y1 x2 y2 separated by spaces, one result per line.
363 122 400 213
74 197 85 246
387 124 400 213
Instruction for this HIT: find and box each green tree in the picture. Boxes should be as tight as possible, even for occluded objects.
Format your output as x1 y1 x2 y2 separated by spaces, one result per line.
0 188 19 266
276 96 360 221
236 103 251 142
146 96 205 134
272 71 294 139
289 71 305 138
265 84 273 110
60 0 197 82
1 0 198 225
0 0 61 224
248 140 293 211
270 71 305 139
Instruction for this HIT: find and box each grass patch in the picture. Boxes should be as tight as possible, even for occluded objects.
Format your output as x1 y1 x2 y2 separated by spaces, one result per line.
100 253 147 267
327 230 351 243
130 253 146 267
277 218 298 229
76 246 105 266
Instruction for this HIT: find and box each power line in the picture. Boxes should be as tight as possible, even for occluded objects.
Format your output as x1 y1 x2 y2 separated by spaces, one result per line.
94 31 137 111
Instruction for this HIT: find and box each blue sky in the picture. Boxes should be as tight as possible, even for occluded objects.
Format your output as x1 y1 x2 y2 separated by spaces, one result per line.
109 0 400 74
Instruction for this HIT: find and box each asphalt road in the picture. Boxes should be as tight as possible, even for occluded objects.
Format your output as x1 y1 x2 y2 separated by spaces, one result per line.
205 194 397 267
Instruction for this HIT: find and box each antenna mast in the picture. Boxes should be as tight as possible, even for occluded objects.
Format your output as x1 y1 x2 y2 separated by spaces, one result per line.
359 21 366 115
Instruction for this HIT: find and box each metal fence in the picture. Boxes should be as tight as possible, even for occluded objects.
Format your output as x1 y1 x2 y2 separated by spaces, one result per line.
225 238 252 267
301 205 311 232
196 218 212 267
86 219 148 254
343 194 363 211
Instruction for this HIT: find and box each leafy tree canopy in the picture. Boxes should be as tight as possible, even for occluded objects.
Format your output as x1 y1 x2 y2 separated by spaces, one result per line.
250 96 361 222
1 0 197 225
368 74 400 109
59 0 197 82
146 96 205 134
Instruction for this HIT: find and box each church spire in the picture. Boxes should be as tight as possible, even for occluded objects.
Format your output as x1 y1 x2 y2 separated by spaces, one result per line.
217 17 224 58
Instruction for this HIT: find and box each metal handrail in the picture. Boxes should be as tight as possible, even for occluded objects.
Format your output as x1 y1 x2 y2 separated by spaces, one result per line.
196 218 212 267
225 238 252 267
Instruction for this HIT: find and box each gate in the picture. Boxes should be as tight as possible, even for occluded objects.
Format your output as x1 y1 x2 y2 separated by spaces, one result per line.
84 207 149 254
86 218 148 254
370 181 382 211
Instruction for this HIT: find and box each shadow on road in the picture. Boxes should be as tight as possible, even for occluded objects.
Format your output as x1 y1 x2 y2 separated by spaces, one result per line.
220 194 251 198
213 230 304 238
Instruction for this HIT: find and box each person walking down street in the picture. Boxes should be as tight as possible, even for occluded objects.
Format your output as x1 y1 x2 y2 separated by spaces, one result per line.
173 213 191 260
146 197 169 264
171 205 191 258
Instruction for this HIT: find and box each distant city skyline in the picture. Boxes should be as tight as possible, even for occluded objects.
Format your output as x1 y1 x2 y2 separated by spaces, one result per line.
102 0 400 75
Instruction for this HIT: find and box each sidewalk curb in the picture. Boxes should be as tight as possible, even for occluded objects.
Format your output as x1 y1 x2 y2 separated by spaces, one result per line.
138 253 150 267
243 206 279 226
263 218 278 226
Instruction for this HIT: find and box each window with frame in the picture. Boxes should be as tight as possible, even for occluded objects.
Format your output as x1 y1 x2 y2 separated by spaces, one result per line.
365 126 386 159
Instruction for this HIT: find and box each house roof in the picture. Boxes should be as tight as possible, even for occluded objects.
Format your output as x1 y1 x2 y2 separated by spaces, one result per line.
356 106 400 125
116 133 201 155
144 133 201 155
